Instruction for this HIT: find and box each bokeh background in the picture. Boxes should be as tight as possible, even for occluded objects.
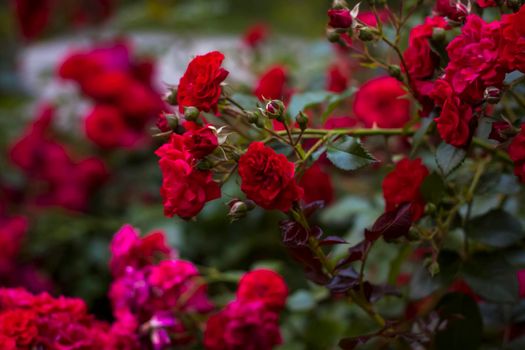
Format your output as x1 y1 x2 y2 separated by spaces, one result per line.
0 1 413 348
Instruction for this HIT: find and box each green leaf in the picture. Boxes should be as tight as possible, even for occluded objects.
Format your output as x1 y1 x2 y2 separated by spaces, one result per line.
326 136 378 171
287 91 333 118
435 293 483 350
229 93 259 110
462 255 519 303
469 210 525 248
410 116 434 157
420 172 445 204
435 142 467 177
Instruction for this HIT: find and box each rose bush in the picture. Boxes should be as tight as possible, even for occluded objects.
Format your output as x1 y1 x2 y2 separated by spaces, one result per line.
4 0 525 349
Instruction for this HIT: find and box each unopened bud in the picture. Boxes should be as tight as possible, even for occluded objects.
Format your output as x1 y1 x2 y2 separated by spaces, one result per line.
326 27 341 43
265 100 285 119
184 106 200 121
387 64 403 81
484 86 501 104
297 111 308 131
164 89 177 105
328 9 352 29
227 199 256 221
431 27 446 43
246 111 259 123
358 27 375 41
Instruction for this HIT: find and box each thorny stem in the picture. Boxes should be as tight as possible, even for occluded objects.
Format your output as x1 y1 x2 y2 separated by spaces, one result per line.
291 207 385 327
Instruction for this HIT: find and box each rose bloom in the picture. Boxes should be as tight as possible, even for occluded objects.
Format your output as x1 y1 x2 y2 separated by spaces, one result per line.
204 300 282 350
327 8 352 29
238 142 303 212
182 122 219 159
326 64 348 93
353 76 411 128
84 104 137 149
242 23 268 48
254 65 289 101
12 0 52 40
0 309 38 347
177 51 229 113
236 269 288 311
500 5 525 73
445 14 506 103
156 133 221 219
403 17 448 80
382 158 429 221
477 0 497 7
435 96 473 147
508 125 525 182
433 0 469 22
298 162 334 205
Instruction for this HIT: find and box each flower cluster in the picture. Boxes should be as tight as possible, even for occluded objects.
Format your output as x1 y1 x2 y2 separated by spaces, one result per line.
155 122 221 219
0 288 111 349
204 269 288 350
59 41 164 149
109 224 213 348
9 104 108 211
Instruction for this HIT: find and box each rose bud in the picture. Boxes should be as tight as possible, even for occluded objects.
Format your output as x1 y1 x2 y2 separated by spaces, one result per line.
164 88 178 105
431 27 446 43
297 111 308 131
227 199 256 221
265 100 285 119
328 9 352 29
184 106 200 121
388 64 403 81
358 27 376 41
484 86 501 104
326 27 341 43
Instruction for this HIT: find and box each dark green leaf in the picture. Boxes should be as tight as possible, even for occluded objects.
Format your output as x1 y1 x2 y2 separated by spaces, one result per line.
469 209 524 248
410 116 434 156
420 172 445 204
462 255 519 303
436 142 467 177
435 293 483 350
326 136 378 171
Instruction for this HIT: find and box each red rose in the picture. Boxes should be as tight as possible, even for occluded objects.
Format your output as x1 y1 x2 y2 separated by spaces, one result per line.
353 76 411 128
327 9 352 29
0 309 38 347
445 15 505 103
237 269 288 311
254 66 289 101
508 125 525 182
177 51 229 113
326 64 348 93
433 0 468 22
242 23 268 48
84 105 135 149
156 133 221 218
382 158 429 221
182 122 219 159
500 6 525 73
403 37 439 80
204 300 282 350
298 162 334 205
435 96 473 147
477 0 497 7
12 0 52 40
238 142 303 212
